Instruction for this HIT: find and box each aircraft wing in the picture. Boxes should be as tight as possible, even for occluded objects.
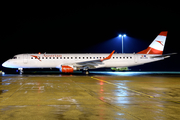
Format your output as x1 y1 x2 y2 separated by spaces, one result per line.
63 50 115 69
75 60 104 69
150 53 177 58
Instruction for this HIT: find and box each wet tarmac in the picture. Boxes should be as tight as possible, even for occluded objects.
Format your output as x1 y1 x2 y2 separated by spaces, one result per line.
1 73 180 119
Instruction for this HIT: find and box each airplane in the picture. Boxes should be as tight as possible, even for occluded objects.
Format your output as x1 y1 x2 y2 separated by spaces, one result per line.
2 31 176 74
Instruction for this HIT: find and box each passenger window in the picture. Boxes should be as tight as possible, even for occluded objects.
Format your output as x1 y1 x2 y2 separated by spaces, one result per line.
46 57 48 59
79 57 81 59
31 57 33 59
71 57 73 59
75 57 77 59
60 57 62 59
49 57 51 59
116 57 118 59
90 57 92 59
42 57 44 59
53 57 55 59
57 57 58 59
64 57 66 59
87 57 88 59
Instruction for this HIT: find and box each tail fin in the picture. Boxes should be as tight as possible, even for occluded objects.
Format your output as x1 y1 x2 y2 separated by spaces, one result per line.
137 31 168 55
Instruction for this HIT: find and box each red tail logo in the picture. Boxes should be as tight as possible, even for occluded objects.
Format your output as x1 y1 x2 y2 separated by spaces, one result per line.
156 40 164 46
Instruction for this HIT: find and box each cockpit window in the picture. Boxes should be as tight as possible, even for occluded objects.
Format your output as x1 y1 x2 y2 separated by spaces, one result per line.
12 57 17 59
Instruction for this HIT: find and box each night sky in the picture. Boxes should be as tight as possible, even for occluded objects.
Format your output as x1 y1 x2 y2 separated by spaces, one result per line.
1 1 180 71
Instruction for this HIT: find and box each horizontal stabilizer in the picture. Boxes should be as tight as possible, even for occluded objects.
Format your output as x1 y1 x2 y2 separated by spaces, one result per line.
150 53 177 58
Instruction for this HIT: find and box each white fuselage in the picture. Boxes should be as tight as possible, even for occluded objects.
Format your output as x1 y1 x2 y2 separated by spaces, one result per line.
2 31 171 73
2 53 163 69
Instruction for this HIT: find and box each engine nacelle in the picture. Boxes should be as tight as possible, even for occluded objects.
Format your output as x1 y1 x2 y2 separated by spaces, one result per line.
60 65 76 73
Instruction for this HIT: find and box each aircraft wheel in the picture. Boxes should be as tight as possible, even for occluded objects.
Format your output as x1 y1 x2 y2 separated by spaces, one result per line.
83 70 89 75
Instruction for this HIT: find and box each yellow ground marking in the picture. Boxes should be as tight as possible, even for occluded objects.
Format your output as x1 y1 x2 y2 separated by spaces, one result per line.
91 77 154 98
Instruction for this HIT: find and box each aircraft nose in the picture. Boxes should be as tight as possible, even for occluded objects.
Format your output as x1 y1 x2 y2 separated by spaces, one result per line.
2 60 19 68
2 61 8 67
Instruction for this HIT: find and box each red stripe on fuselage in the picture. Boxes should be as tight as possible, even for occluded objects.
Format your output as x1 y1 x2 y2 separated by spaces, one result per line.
31 55 41 61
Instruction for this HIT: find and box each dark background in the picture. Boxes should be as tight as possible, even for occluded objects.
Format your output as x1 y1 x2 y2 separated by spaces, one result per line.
1 1 180 71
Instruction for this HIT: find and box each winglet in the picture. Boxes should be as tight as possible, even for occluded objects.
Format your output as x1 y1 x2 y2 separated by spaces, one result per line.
101 50 115 61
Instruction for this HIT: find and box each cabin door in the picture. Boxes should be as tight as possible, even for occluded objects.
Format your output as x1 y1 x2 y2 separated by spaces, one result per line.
134 54 138 63
23 54 28 64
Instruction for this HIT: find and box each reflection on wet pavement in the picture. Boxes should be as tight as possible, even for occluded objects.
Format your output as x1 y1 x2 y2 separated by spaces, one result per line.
0 74 180 119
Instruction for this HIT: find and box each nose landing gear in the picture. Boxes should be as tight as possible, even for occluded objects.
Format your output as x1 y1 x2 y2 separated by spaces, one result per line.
18 68 23 74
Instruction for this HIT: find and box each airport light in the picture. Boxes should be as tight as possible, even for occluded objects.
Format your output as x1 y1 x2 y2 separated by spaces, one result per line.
118 34 126 53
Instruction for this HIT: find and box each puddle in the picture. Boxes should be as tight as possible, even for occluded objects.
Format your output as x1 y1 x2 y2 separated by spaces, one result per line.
2 83 11 85
0 90 8 94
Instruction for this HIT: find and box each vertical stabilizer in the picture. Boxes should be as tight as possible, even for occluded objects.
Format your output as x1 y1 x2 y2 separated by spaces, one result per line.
137 31 167 54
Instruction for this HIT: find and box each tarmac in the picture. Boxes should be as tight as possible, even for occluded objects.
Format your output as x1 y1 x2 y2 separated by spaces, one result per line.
1 72 180 120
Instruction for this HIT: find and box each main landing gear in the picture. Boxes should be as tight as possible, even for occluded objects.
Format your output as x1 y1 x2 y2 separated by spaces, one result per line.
82 67 89 75
83 70 89 75
82 69 89 75
18 68 23 74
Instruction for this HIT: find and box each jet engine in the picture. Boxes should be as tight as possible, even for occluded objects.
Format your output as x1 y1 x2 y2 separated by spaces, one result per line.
59 65 77 73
